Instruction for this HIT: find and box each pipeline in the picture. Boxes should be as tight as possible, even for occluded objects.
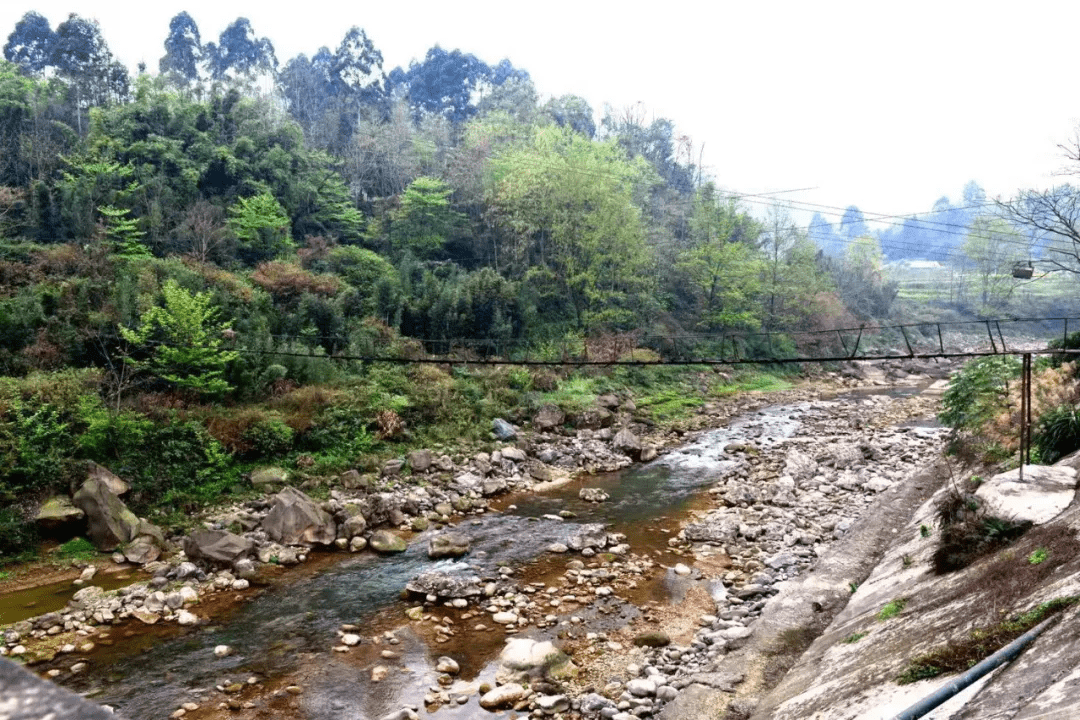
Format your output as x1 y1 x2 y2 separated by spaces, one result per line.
892 613 1063 720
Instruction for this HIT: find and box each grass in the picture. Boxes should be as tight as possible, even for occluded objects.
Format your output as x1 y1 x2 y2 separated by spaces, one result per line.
52 537 98 562
843 631 869 644
897 597 1078 684
877 598 907 621
1028 547 1049 565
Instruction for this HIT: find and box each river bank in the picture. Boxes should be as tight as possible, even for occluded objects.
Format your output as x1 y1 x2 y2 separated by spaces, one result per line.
0 359 954 719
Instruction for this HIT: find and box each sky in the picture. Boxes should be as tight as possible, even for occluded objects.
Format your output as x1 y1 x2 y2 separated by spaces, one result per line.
2 1 1078 229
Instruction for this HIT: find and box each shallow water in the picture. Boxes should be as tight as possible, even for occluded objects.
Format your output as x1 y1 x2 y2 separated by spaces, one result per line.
60 399 831 718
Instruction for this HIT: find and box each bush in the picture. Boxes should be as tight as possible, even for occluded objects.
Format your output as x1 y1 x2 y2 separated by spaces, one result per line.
0 507 38 564
940 356 1020 432
241 416 296 458
932 487 1031 573
1032 404 1080 464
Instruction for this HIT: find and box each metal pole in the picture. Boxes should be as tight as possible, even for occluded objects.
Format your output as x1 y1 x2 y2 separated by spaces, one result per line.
1025 353 1033 467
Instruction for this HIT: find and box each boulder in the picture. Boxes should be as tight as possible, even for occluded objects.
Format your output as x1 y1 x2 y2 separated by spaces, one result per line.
369 530 407 553
498 638 577 683
596 394 621 410
261 486 336 546
183 530 254 566
500 446 527 462
428 532 470 559
479 683 530 710
250 467 289 491
34 497 85 533
338 469 371 491
341 509 367 539
570 408 614 429
481 477 508 496
492 418 518 441
358 493 403 528
407 450 433 473
568 523 608 551
633 631 671 648
613 429 642 460
84 462 129 496
579 487 610 503
975 465 1078 524
122 535 161 565
381 458 404 477
533 405 565 431
72 478 140 551
405 570 483 598
684 513 740 543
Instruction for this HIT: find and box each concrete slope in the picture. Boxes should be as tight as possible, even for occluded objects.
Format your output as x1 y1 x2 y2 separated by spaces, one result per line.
754 452 1080 720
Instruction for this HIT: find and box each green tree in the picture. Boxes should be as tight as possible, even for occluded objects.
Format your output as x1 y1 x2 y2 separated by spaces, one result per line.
228 191 293 264
120 279 239 397
391 176 463 258
97 204 149 257
487 125 656 330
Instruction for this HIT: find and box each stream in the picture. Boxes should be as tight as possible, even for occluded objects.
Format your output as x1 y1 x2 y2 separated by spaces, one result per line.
47 396 921 719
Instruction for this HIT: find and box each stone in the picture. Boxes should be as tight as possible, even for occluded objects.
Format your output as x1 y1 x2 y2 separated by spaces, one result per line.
674 563 692 576
481 477 508 496
633 631 671 648
428 532 470 559
435 656 460 674
342 634 361 646
371 665 389 682
597 394 620 409
498 638 576 683
123 535 162 565
381 458 404 477
975 465 1078 525
492 611 518 624
493 418 518 440
250 467 289 491
530 465 553 482
500 446 527 462
568 523 608 551
479 683 529 710
176 610 199 626
214 645 231 657
72 477 141 551
84 461 130 496
534 405 566 431
536 694 570 714
613 429 642 460
627 678 657 697
34 496 85 533
338 469 369 491
183 530 254 566
262 486 336 546
341 508 368 539
408 450 433 472
684 514 739 543
369 530 407 553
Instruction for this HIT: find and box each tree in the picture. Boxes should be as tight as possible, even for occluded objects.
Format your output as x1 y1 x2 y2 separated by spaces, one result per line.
51 14 129 131
544 95 595 138
3 11 56 75
120 279 238 397
834 236 897 319
391 176 463 258
159 12 203 85
390 46 491 124
999 186 1080 276
962 216 1026 308
205 18 277 82
228 191 293 264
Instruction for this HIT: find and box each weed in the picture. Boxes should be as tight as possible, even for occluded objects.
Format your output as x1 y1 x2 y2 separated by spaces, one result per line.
897 597 1078 684
920 524 931 538
1028 547 1049 565
878 598 907 621
932 485 1031 574
54 537 98 561
849 582 859 594
902 555 913 568
843 631 869 644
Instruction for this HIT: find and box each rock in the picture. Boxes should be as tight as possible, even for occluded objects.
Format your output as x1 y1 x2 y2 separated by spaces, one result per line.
369 530 407 554
548 543 569 553
408 450 433 472
428 532 470 559
72 477 141 551
381 458 404 477
500 446 527 462
183 530 254 566
435 657 460 674
493 418 518 440
571 409 615 430
123 535 162 565
481 477 508 496
975 465 1078 524
338 469 370 491
627 678 657 697
479 683 529 710
640 446 658 462
261 486 336 546
84 461 130 495
613 429 642 460
633 631 671 648
534 405 566 431
530 465 553 482
568 523 608 551
342 634 361 646
673 563 692 576
176 610 199 626
132 610 160 625
684 514 739 543
536 694 570 714
250 467 289 491
597 394 620 409
371 665 388 682
349 537 367 552
33 496 85 533
498 638 576 683
492 611 518 624
214 645 231 657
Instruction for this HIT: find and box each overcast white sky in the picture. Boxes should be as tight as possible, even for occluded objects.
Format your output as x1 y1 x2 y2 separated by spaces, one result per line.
2 1 1078 227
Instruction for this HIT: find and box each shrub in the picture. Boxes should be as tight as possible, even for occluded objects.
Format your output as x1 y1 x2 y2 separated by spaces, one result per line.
1032 405 1080 464
939 356 1020 432
241 415 295 458
877 598 907 621
0 507 38 564
932 487 1031 573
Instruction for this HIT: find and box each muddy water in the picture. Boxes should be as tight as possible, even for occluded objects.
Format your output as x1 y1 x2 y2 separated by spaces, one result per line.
0 570 142 627
58 402 821 719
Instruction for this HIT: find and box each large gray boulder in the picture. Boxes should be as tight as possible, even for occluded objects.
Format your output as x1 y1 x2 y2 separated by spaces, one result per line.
183 530 254 566
250 466 289 492
369 529 407 553
533 405 566 431
72 477 140 551
261 486 336 546
428 532 470 559
613 428 642 460
492 418 518 440
408 449 433 472
84 461 130 495
568 523 609 551
406 570 483 598
34 496 85 533
975 465 1078 524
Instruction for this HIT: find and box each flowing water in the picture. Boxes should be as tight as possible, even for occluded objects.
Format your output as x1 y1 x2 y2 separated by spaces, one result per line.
55 400 838 718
